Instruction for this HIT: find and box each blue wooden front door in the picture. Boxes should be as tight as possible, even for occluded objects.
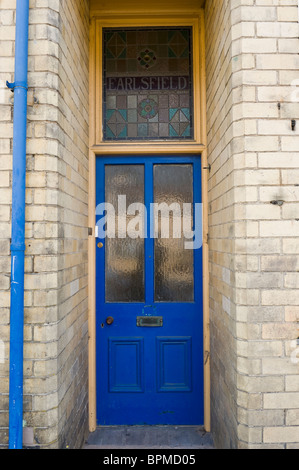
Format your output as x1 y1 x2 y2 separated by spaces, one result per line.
96 156 203 425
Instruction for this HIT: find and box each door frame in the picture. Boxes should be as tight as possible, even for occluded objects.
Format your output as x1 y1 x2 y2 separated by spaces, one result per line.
88 5 210 432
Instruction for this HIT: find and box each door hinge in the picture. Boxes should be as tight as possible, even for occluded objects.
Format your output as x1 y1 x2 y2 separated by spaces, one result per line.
203 164 211 173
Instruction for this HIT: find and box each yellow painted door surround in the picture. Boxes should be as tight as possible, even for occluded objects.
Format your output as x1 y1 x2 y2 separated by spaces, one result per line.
88 0 210 432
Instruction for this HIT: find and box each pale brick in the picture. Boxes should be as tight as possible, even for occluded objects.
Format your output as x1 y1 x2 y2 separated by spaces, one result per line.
264 393 299 410
247 410 284 427
262 357 298 375
285 307 299 322
277 6 298 22
262 290 299 306
284 273 299 288
238 424 262 444
286 410 299 426
241 38 277 53
238 375 284 393
286 376 299 392
260 221 299 237
262 323 298 340
264 427 299 444
256 22 280 37
239 6 277 22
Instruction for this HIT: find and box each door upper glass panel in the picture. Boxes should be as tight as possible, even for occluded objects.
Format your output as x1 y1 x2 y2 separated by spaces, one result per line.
154 164 194 302
103 28 194 141
105 165 145 302
103 162 195 304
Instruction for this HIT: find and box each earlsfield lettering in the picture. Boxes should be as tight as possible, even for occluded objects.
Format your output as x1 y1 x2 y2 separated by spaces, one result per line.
107 76 189 92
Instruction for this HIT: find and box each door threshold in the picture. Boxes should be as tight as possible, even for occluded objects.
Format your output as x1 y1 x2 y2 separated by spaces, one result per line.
83 426 214 449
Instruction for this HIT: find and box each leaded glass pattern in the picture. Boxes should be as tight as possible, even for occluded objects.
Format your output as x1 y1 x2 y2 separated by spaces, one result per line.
103 28 194 141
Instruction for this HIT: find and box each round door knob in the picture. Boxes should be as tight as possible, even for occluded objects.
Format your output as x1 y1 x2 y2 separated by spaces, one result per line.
106 316 114 326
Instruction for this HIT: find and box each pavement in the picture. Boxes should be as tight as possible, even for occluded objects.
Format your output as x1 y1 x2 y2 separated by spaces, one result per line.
83 426 214 449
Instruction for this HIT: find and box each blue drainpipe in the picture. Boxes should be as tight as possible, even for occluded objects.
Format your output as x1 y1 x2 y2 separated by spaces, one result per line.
6 0 29 450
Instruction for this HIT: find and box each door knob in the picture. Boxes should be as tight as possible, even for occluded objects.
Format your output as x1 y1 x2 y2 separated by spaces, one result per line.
106 316 114 325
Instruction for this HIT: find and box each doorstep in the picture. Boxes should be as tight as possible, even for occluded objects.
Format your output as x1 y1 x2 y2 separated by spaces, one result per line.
83 426 214 449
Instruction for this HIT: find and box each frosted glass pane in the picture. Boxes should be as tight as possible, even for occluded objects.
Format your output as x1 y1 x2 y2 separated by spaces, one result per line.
105 165 145 302
154 164 194 302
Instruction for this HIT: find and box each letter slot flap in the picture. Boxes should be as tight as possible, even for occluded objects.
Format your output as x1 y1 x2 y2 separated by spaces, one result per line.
137 316 163 327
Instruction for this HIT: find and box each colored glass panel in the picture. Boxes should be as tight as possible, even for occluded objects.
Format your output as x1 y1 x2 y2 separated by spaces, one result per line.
103 28 194 141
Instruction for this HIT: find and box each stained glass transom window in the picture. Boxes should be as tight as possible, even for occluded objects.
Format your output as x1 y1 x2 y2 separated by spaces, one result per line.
103 28 194 141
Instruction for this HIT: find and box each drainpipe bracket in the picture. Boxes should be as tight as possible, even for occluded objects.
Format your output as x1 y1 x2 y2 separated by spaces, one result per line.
6 80 15 90
10 242 26 253
6 80 28 92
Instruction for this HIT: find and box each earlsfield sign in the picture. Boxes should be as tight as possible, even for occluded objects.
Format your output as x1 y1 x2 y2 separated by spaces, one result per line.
106 75 190 92
96 196 203 250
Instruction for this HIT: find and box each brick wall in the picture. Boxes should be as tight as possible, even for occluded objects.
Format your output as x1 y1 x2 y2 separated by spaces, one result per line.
234 0 299 449
206 0 299 449
0 0 89 448
55 0 89 449
205 0 239 449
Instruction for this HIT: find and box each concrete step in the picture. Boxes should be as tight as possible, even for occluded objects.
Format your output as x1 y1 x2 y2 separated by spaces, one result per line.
83 426 214 449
